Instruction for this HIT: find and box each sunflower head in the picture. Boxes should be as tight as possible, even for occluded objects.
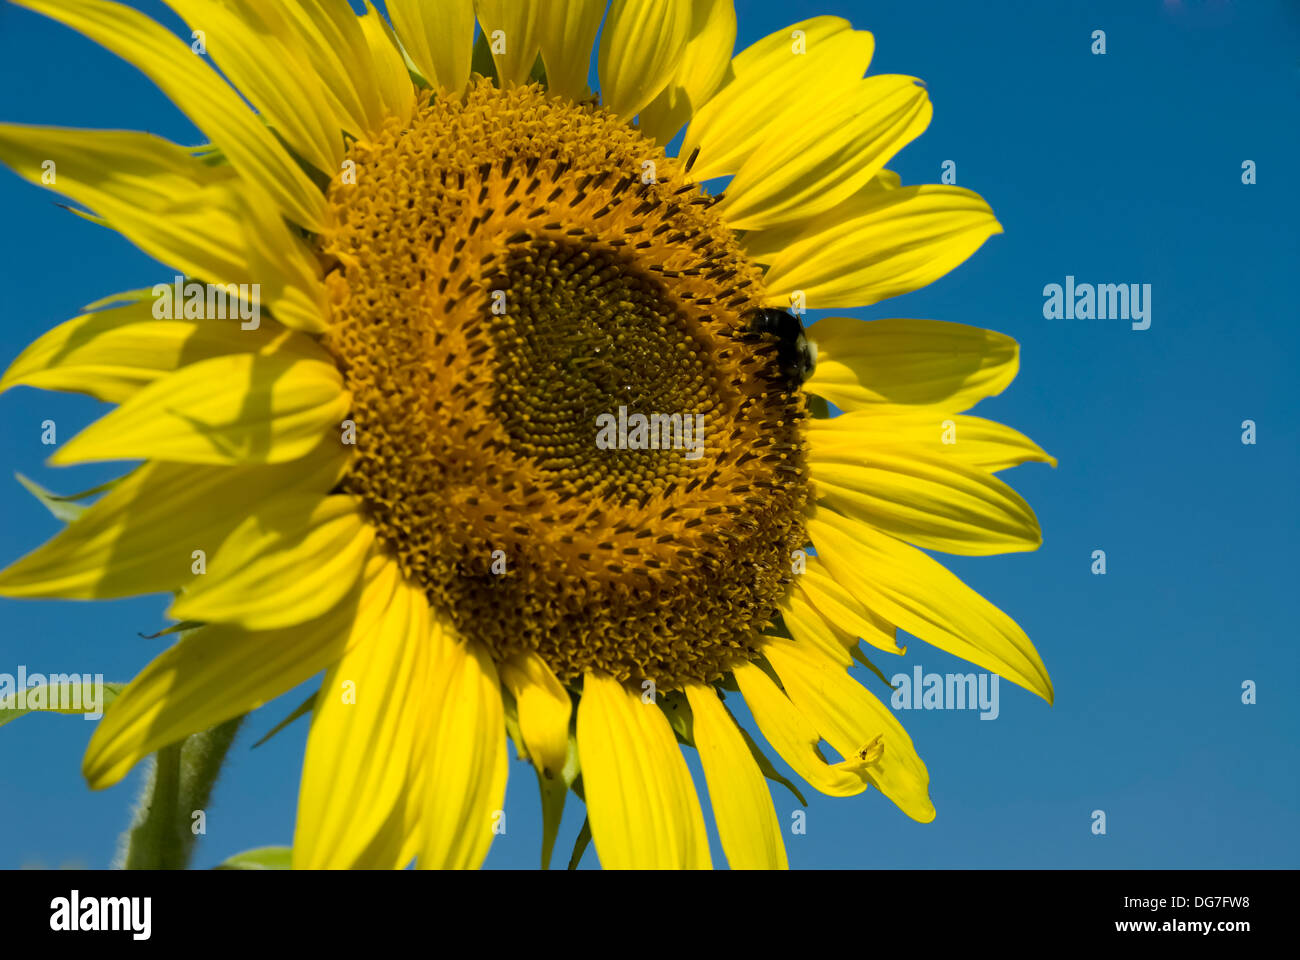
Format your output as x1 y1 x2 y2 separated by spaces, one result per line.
0 0 1052 872
322 78 809 686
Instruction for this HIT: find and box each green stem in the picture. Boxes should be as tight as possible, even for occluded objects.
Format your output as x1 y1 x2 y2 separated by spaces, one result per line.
120 716 244 870
122 742 182 870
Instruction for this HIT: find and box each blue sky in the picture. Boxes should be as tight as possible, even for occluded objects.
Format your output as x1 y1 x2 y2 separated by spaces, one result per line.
0 0 1296 869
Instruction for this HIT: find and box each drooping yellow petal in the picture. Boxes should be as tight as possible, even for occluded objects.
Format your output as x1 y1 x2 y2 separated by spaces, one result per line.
0 299 317 405
803 317 1020 413
684 682 787 869
639 0 736 145
49 352 349 467
499 651 572 780
577 671 711 868
169 495 374 630
0 125 327 332
0 449 346 600
760 635 934 823
389 0 475 92
474 0 543 87
810 447 1043 556
808 407 1057 472
294 575 430 868
536 0 607 101
83 553 398 789
357 2 416 129
761 184 1002 308
682 16 874 181
732 660 869 798
806 506 1054 703
717 74 931 231
597 0 692 120
792 559 902 655
162 0 344 175
12 0 327 232
419 628 508 869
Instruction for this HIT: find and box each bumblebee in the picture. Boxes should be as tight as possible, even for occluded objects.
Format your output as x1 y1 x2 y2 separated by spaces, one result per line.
738 308 816 391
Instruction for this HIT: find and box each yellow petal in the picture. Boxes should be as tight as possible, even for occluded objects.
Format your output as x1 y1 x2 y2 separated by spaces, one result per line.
0 125 327 332
162 0 344 175
474 0 542 87
499 651 572 780
82 552 397 789
804 317 1020 413
357 2 416 129
294 574 430 868
683 682 787 869
577 671 711 868
537 0 607 101
780 588 852 667
806 506 1054 703
49 352 349 467
597 0 692 120
792 559 902 655
718 74 931 231
732 660 868 798
388 0 476 92
682 16 874 181
810 447 1043 556
419 629 508 869
0 299 315 404
809 407 1057 472
279 0 387 137
0 449 345 600
762 184 1002 308
639 0 736 145
741 168 898 262
760 635 934 823
12 0 327 232
170 495 374 630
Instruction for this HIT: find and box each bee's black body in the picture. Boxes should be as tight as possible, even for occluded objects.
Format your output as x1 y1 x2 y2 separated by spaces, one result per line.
739 308 815 391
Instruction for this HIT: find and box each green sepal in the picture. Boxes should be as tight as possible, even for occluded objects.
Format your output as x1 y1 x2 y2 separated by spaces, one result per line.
806 393 832 419
470 30 500 85
851 645 900 695
16 472 126 524
725 703 808 807
566 813 592 871
660 689 695 746
527 52 548 87
215 846 292 870
251 690 317 748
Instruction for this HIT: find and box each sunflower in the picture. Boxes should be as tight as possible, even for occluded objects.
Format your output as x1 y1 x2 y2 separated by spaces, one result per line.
0 0 1055 870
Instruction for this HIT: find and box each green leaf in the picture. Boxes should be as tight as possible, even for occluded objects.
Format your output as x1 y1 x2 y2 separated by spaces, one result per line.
215 846 292 870
0 681 124 727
